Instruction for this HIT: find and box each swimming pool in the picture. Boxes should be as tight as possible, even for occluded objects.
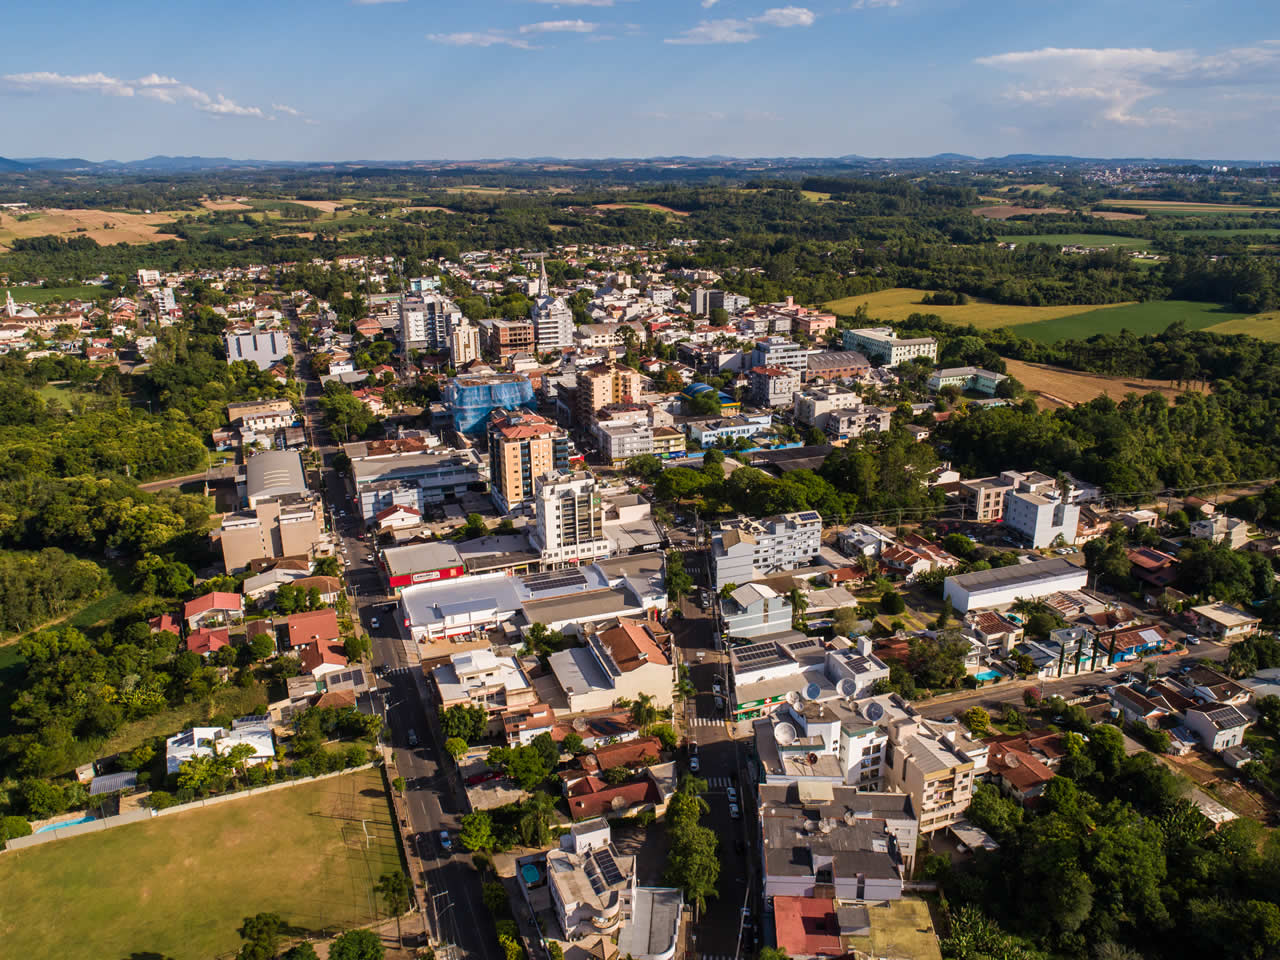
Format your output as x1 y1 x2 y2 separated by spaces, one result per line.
36 815 96 834
974 670 1002 682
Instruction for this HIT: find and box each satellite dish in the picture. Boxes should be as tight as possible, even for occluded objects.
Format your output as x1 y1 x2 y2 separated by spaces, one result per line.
837 678 857 699
611 796 627 810
819 819 833 834
865 702 884 722
1005 752 1021 768
843 810 856 825
807 752 819 765
774 722 797 746
572 717 588 732
786 690 801 707
805 682 823 702
803 819 821 833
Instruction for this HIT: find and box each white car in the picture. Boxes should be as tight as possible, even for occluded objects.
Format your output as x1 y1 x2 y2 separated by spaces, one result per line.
712 681 723 696
729 802 741 819
370 617 380 629
726 785 738 804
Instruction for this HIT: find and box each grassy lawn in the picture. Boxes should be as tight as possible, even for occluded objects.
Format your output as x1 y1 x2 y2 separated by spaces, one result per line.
847 898 942 960
996 233 1150 249
801 190 833 201
1202 313 1280 341
0 767 402 960
824 287 1133 332
1 284 106 304
1007 299 1258 343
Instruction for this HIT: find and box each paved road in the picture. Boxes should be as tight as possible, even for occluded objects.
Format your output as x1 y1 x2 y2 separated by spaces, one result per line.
294 327 498 960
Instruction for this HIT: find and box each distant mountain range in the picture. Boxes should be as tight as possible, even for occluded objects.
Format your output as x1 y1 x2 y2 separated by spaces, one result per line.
0 153 1266 174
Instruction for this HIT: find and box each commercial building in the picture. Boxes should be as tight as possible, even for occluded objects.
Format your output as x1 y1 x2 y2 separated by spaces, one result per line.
758 781 918 902
217 451 324 573
430 649 538 731
400 293 462 351
689 412 774 449
446 373 536 435
345 439 487 520
226 331 291 371
651 426 686 457
481 318 536 360
732 637 889 723
926 366 1008 395
1003 490 1080 548
712 511 824 588
841 327 937 367
227 398 296 434
751 336 809 374
679 381 740 414
380 541 466 592
596 422 654 464
577 365 644 425
532 470 611 567
943 558 1088 614
488 410 572 513
749 365 802 407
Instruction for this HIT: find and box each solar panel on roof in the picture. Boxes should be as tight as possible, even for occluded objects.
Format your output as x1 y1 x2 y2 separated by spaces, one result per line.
595 848 624 886
798 511 822 523
524 571 588 593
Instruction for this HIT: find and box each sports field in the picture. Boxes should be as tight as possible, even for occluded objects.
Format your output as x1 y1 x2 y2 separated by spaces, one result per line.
1007 299 1271 343
824 287 1133 331
0 767 401 960
997 233 1150 250
1004 359 1208 409
1 284 106 304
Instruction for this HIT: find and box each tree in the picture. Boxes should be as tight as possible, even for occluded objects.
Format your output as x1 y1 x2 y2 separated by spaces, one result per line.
376 871 411 946
561 732 585 755
459 810 495 852
344 633 371 662
328 929 384 960
237 912 284 960
630 692 659 735
282 946 320 960
458 513 488 540
440 704 487 742
531 732 560 770
1 815 32 848
248 632 276 660
666 550 694 603
962 706 991 736
880 589 905 615
604 766 631 785
505 745 550 791
391 776 405 794
759 949 790 960
788 587 809 627
651 722 679 750
445 737 468 760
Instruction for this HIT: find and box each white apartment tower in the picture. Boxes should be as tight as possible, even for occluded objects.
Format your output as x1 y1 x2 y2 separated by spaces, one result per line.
531 470 612 567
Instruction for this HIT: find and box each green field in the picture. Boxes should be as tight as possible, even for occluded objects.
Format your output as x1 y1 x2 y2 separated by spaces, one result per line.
997 233 1151 249
1 284 105 304
1008 300 1270 343
1105 201 1280 217
1175 227 1280 238
0 768 401 960
824 287 1132 331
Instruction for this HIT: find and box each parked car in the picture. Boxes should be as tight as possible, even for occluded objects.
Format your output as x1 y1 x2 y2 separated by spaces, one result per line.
370 617 380 629
712 680 723 696
690 756 700 773
440 831 452 851
726 785 739 804
729 802 741 819
1186 635 1201 645
407 729 419 747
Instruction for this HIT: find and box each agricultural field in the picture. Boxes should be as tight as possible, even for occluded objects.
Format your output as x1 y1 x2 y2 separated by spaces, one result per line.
972 204 1075 219
1175 227 1280 238
593 202 690 217
1 284 106 304
1007 299 1266 343
0 768 401 960
1198 313 1280 341
0 208 187 250
997 233 1151 250
824 287 1133 331
1004 358 1209 409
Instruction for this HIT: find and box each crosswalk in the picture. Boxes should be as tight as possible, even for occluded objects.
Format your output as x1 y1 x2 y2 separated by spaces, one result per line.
701 953 738 960
705 776 735 790
689 717 723 727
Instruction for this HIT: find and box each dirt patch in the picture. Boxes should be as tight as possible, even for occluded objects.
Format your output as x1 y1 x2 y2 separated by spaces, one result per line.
201 198 251 211
0 208 186 250
973 204 1074 219
1089 210 1148 221
292 200 344 212
1005 358 1209 409
594 202 691 217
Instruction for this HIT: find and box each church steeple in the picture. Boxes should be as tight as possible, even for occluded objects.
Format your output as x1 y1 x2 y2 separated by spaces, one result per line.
538 252 549 299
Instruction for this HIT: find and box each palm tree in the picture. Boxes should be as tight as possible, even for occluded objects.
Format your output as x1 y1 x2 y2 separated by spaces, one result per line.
789 587 809 628
631 693 659 736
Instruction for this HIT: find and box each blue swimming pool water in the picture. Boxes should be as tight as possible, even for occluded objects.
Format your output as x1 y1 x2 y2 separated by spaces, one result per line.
36 815 96 834
974 670 1002 681
521 863 541 885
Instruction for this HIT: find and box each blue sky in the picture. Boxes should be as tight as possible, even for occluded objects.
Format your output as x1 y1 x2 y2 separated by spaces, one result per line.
3 0 1279 161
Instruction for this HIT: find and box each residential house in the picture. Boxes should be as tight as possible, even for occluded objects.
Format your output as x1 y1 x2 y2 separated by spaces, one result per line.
432 648 538 733
284 608 341 649
165 718 275 775
722 583 795 641
186 627 232 656
548 617 675 714
1190 514 1251 550
1185 705 1251 753
183 592 244 631
298 640 349 679
1192 602 1261 641
1127 548 1179 589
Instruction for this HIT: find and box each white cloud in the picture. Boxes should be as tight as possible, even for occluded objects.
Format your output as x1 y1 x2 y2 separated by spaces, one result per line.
975 47 1190 73
665 19 758 44
428 31 534 48
753 6 815 27
519 19 597 33
2 70 274 119
666 6 816 43
272 103 304 117
851 0 901 7
701 0 720 7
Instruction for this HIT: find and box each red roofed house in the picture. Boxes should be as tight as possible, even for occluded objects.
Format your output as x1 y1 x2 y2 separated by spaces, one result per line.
183 592 245 631
299 640 349 679
376 503 422 531
149 613 180 636
289 576 343 605
773 897 846 960
586 737 662 774
986 732 1065 805
186 627 232 656
565 777 660 820
1127 547 1178 589
285 608 341 648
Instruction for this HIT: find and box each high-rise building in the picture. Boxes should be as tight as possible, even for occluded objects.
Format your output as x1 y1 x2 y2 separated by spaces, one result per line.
576 365 643 425
481 318 536 359
450 321 481 367
531 470 611 567
401 293 463 352
488 410 571 513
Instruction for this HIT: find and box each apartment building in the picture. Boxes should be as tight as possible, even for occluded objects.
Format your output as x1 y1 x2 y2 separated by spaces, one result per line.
481 318 536 359
450 321 482 366
958 469 1059 522
824 404 892 443
712 511 823 588
793 384 863 428
431 648 538 733
596 422 654 464
577 365 644 425
691 288 751 316
690 413 774 448
1003 490 1080 548
447 373 537 435
722 583 795 640
841 327 937 367
531 470 612 567
926 366 1008 395
751 336 809 374
227 398 295 433
401 293 462 351
217 450 323 572
488 410 571 513
652 425 686 457
749 365 802 407
531 292 574 352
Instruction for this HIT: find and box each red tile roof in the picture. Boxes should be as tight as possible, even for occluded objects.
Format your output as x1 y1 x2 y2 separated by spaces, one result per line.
566 779 659 819
183 592 243 619
299 640 348 675
588 737 662 772
599 618 670 670
148 614 180 635
285 608 341 647
186 627 231 655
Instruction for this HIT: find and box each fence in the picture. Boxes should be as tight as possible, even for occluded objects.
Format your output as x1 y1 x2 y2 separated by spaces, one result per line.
3 763 377 852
